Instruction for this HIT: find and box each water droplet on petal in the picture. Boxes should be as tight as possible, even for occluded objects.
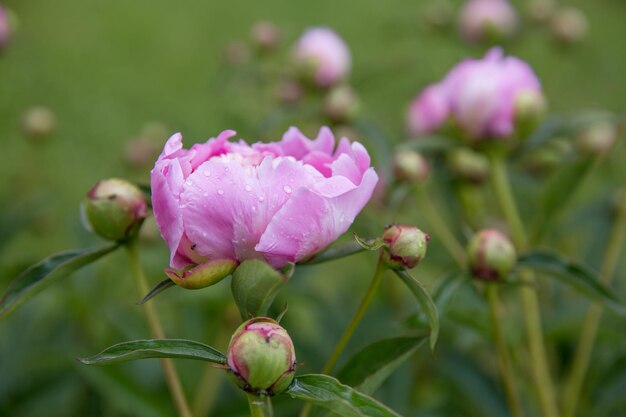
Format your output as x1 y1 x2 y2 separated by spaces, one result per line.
186 180 193 186
203 192 208 197
203 170 211 177
245 185 252 192
217 189 224 195
283 185 292 194
258 196 265 202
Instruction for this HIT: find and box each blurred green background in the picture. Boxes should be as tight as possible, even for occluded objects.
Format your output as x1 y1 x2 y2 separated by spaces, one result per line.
1 0 625 416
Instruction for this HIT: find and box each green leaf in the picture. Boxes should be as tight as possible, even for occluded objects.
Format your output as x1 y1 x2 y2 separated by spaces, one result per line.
138 278 175 305
337 336 426 395
78 339 226 365
299 240 366 265
0 244 119 319
231 259 287 320
286 374 402 417
518 250 626 315
352 233 384 251
395 270 440 351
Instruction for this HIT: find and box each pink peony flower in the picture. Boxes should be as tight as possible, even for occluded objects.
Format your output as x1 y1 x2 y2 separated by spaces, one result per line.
459 0 518 43
294 27 351 87
151 127 378 270
0 4 11 48
407 83 450 136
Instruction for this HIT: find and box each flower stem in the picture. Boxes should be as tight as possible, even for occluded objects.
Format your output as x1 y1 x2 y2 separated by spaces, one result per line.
414 185 467 267
299 255 387 417
486 283 525 417
561 195 626 417
488 152 560 417
246 394 273 417
125 240 193 417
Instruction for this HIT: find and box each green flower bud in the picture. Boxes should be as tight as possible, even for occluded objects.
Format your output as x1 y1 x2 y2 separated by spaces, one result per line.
227 318 296 396
467 229 516 281
447 148 490 184
514 90 547 136
550 7 588 44
251 21 281 52
393 150 430 184
382 225 429 270
165 259 237 289
82 178 148 241
323 85 360 123
575 121 618 155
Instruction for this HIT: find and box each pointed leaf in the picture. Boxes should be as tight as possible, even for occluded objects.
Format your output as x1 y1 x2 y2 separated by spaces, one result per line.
79 339 226 365
353 233 384 251
395 270 439 351
0 244 119 319
299 240 366 265
518 250 626 315
138 278 175 305
337 336 426 395
286 374 402 417
231 259 287 320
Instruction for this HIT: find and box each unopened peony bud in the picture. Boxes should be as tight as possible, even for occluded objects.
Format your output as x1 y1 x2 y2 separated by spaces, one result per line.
251 21 280 51
467 229 516 281
550 7 588 44
393 150 429 184
527 0 556 23
459 0 518 43
21 106 57 140
514 90 547 137
223 40 251 66
82 178 148 241
0 4 13 49
424 0 454 29
407 84 449 137
575 121 618 155
447 148 490 184
293 27 351 88
323 85 359 123
382 225 429 270
276 80 303 104
227 318 296 395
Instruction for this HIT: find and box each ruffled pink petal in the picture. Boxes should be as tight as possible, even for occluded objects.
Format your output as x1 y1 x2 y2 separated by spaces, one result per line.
256 168 378 267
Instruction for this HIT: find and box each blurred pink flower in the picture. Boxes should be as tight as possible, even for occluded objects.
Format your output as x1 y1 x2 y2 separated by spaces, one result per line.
151 127 378 270
294 27 351 87
459 0 518 43
407 83 450 136
0 4 11 48
409 48 543 140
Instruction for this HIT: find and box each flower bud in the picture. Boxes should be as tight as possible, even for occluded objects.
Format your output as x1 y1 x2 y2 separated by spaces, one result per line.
323 85 359 123
21 106 57 141
227 318 296 395
165 259 237 289
382 225 429 270
0 4 14 49
293 27 351 88
223 40 251 66
459 0 518 44
575 121 618 156
251 21 280 51
407 84 449 137
447 148 490 184
550 7 588 44
514 90 547 135
393 150 429 184
423 0 454 29
526 0 556 23
275 80 303 104
467 229 516 281
82 178 148 241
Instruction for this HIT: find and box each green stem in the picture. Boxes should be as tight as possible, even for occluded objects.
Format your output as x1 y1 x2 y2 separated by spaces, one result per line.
246 394 273 417
561 195 626 417
299 256 387 417
486 284 525 417
125 240 193 417
415 186 467 267
489 152 560 417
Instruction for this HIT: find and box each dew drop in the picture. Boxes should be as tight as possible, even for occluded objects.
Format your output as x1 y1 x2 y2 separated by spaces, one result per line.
202 170 211 177
217 189 224 195
202 232 208 237
258 196 265 202
245 185 252 192
185 180 193 186
203 192 208 197
283 185 292 194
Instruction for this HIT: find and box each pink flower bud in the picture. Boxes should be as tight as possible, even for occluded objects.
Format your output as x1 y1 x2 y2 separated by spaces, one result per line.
459 0 518 43
293 27 351 87
467 229 516 281
151 127 378 272
251 21 281 51
382 225 430 270
0 4 11 49
227 318 296 395
407 84 449 137
550 7 588 44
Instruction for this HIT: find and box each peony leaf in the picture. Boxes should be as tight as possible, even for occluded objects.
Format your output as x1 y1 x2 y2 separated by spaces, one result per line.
286 374 402 417
353 233 385 251
78 339 226 365
231 259 288 320
395 270 440 351
0 244 119 319
137 278 176 305
337 336 427 395
518 250 626 315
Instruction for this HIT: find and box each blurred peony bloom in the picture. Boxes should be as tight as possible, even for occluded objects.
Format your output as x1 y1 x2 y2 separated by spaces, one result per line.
0 4 11 48
459 0 518 43
151 127 378 271
293 27 351 87
407 83 450 136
